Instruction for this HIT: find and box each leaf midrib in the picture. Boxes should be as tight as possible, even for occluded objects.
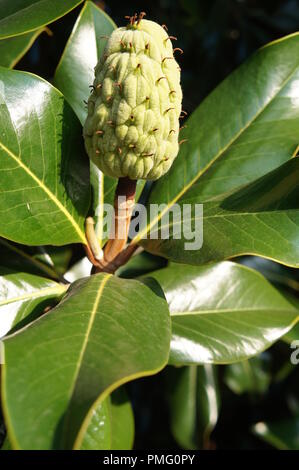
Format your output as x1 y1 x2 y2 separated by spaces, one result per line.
0 140 86 243
66 274 112 403
171 307 298 317
132 56 299 243
0 283 67 307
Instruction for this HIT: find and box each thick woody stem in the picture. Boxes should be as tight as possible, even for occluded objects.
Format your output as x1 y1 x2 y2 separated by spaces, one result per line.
102 177 136 265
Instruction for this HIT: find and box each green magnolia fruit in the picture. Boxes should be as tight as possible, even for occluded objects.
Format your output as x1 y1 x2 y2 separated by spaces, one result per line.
83 13 182 180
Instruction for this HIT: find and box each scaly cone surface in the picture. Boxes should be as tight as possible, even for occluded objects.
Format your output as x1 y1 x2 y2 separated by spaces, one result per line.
83 14 182 180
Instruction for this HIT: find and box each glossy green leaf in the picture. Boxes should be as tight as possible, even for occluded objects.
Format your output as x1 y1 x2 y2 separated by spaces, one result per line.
0 269 67 337
147 261 299 364
0 28 43 68
141 158 299 267
253 418 299 450
2 273 170 449
0 67 90 246
224 355 271 395
135 33 299 267
0 0 84 39
80 388 134 450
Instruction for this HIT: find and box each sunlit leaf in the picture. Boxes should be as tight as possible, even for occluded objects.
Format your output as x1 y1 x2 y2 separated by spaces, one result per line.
2 274 170 449
148 261 299 364
0 67 90 246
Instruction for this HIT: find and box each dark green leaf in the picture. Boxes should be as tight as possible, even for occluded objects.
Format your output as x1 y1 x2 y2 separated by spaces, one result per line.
0 437 12 450
0 67 90 246
0 0 84 39
0 238 62 281
224 355 271 395
35 246 73 276
167 365 219 449
0 28 43 68
167 366 198 449
2 274 170 449
240 257 299 292
197 365 220 448
54 1 116 126
80 388 134 450
117 251 167 279
253 418 299 450
147 261 299 364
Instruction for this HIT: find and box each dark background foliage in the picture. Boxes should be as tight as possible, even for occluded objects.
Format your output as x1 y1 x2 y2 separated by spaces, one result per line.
9 0 299 450
18 0 299 115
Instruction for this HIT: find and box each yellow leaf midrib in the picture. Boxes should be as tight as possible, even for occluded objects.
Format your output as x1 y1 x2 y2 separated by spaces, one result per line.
171 307 298 317
0 140 86 243
0 283 67 307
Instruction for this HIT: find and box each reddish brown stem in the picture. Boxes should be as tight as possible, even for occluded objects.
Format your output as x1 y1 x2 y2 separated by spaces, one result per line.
94 244 139 274
103 177 136 265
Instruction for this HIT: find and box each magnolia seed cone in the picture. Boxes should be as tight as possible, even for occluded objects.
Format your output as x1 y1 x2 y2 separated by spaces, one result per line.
83 17 182 180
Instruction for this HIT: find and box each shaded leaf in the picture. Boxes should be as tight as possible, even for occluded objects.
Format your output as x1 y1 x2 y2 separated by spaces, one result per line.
0 0 84 39
0 67 90 246
2 274 170 449
35 246 73 276
80 388 134 450
147 261 299 364
167 366 198 449
253 418 299 450
167 364 219 449
0 238 61 281
197 364 220 448
0 437 12 450
0 28 43 68
240 256 299 292
116 251 167 279
224 355 271 395
54 1 116 126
